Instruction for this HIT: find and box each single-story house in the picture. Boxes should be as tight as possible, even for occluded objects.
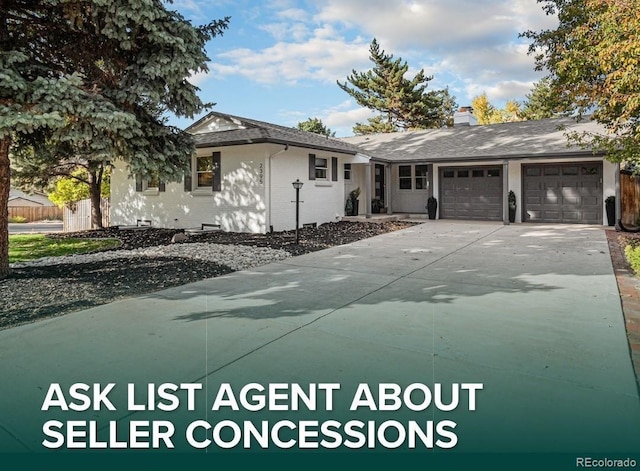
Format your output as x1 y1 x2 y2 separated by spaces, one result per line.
110 112 368 232
8 188 55 207
110 111 619 232
342 111 617 225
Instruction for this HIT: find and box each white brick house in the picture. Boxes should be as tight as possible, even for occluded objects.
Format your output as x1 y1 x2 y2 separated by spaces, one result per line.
110 111 621 232
110 112 368 232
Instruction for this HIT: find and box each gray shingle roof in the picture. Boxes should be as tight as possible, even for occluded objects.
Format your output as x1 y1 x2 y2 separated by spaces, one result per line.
189 112 361 155
341 117 608 163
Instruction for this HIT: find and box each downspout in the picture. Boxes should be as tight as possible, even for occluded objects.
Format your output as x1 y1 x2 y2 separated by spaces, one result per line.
268 144 289 232
503 159 509 225
615 162 621 230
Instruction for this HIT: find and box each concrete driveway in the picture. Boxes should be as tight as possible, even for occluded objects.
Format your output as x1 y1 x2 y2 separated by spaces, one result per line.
0 222 638 463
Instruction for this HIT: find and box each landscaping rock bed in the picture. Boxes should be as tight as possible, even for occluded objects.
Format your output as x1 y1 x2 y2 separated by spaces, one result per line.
1 221 417 330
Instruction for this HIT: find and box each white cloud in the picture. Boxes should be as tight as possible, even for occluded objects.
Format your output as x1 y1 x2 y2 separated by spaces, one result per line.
323 102 376 128
260 22 309 42
209 33 370 85
277 8 310 22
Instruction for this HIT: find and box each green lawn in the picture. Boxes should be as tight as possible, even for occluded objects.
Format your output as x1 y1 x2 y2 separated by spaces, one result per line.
9 234 121 263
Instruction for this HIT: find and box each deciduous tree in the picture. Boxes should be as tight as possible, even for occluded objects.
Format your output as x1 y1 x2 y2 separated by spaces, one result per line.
523 0 640 161
471 93 523 124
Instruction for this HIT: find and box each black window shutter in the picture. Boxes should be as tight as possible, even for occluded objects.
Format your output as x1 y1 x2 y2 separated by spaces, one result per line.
158 181 166 192
184 158 192 192
135 175 142 192
308 154 316 181
331 157 338 181
212 151 221 192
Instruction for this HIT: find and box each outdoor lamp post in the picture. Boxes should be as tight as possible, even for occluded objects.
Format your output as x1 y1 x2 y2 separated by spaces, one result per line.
292 179 303 244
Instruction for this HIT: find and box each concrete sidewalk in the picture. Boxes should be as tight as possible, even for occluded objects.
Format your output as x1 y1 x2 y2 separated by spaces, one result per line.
0 221 638 454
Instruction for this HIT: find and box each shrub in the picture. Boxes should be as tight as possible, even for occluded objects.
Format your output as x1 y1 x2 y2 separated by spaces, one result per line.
8 216 27 223
625 244 640 274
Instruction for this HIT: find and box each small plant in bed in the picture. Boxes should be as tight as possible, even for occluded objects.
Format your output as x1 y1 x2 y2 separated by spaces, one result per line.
8 234 121 263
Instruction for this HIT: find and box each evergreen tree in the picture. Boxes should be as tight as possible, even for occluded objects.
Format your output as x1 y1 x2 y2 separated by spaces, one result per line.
0 1 229 277
520 78 571 120
338 39 456 134
296 117 335 137
353 115 398 135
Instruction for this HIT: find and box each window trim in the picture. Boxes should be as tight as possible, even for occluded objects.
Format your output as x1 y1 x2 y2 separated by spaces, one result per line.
344 163 352 181
398 165 412 190
196 154 213 189
414 164 429 191
315 157 328 180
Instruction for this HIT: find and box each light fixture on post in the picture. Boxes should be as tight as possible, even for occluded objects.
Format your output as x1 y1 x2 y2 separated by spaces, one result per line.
292 179 304 244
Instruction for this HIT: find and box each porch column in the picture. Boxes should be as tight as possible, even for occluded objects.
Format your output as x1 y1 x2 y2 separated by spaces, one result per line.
615 162 621 230
385 164 392 214
365 163 372 218
503 160 509 225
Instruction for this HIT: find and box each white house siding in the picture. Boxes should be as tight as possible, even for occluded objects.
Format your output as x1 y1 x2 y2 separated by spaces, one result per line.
111 143 354 233
388 163 430 213
432 156 613 225
268 145 351 231
344 164 368 216
110 144 268 233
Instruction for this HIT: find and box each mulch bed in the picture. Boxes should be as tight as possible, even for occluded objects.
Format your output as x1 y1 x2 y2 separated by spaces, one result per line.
0 221 416 331
47 220 416 256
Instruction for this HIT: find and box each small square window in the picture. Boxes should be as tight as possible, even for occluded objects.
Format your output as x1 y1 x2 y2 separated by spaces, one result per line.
487 169 501 177
399 165 412 189
315 158 328 179
544 167 560 176
582 166 599 175
457 170 469 178
526 167 541 177
563 166 578 175
147 175 159 189
344 163 352 181
443 170 455 178
415 165 428 190
197 155 213 187
472 170 484 178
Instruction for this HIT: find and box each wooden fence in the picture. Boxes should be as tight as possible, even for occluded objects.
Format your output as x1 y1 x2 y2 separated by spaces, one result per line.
8 206 62 222
63 198 110 232
621 172 640 226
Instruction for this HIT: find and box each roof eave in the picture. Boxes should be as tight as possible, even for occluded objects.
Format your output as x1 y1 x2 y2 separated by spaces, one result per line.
195 137 359 155
367 150 607 164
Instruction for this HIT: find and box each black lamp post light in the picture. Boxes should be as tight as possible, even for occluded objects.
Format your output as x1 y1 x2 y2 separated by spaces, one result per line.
292 179 303 244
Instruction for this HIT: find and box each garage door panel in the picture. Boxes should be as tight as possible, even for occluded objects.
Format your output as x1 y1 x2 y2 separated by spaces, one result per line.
523 162 602 224
561 211 580 221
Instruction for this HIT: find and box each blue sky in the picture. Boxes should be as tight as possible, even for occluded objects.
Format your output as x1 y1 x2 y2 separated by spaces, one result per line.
169 0 557 137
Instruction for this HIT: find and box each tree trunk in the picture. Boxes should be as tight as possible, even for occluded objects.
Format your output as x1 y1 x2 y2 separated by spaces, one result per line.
88 171 103 229
0 136 11 279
